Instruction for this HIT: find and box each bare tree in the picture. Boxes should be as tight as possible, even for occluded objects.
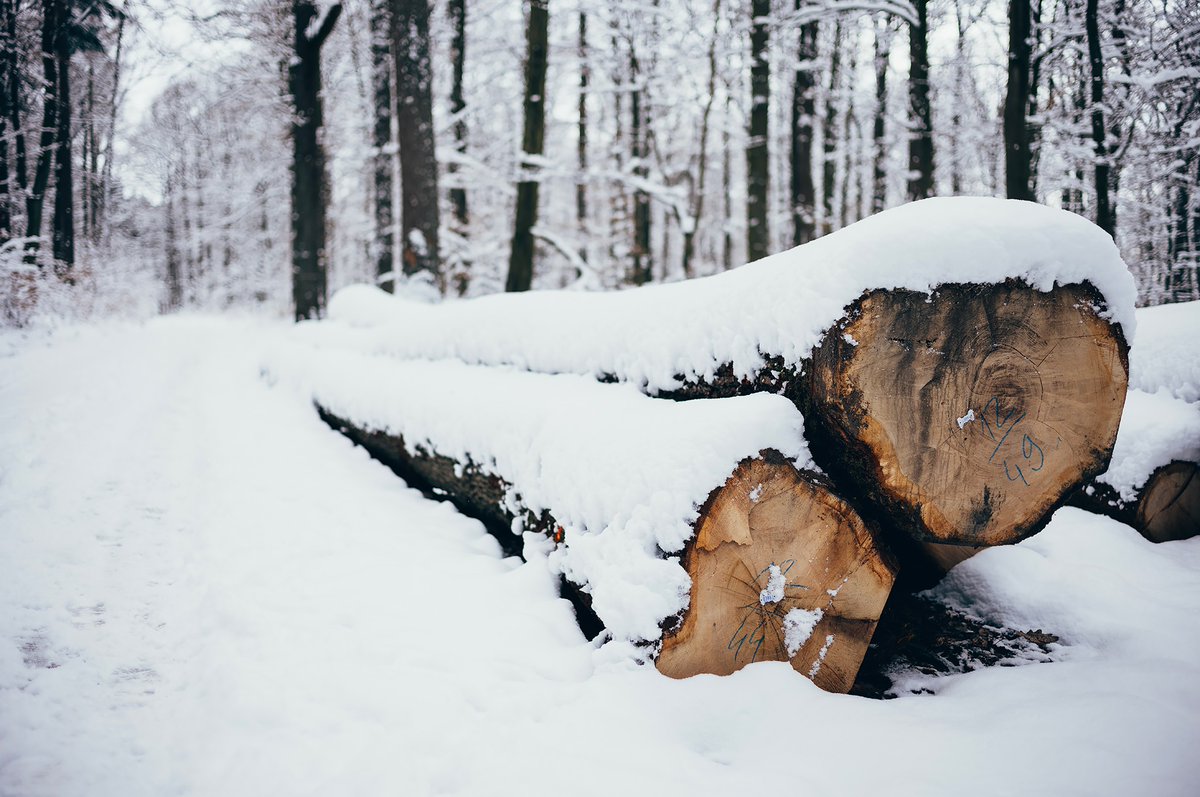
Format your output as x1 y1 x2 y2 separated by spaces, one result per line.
505 0 548 292
289 0 341 320
746 0 769 261
395 0 440 281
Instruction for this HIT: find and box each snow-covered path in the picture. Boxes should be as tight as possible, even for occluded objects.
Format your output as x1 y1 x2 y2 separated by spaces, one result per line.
2 317 1199 796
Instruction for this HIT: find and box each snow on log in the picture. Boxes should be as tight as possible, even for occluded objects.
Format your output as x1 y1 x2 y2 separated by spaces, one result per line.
1069 389 1200 542
316 198 1135 548
264 346 896 691
1129 300 1200 403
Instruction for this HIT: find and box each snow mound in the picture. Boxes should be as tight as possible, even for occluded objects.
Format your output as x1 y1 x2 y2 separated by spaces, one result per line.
264 341 811 644
325 198 1135 393
1097 389 1200 501
1130 300 1200 402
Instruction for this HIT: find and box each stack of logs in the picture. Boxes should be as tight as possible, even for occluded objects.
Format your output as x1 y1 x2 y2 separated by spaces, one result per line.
318 280 1133 694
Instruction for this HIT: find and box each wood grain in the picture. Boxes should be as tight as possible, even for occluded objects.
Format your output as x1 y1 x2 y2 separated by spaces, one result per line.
807 282 1129 546
656 454 896 692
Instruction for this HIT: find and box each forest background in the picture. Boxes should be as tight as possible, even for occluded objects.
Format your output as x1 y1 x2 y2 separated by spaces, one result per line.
0 0 1196 325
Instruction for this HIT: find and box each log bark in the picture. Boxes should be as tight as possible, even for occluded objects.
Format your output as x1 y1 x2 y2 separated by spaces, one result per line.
659 281 1129 548
1070 460 1200 543
317 408 895 693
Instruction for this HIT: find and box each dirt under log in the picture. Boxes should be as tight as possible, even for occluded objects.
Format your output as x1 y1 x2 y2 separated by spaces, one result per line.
317 407 895 693
659 281 1129 548
1069 460 1200 543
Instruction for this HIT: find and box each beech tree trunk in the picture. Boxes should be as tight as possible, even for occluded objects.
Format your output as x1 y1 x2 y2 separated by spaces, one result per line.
576 12 588 250
319 405 895 693
289 1 341 321
906 0 934 201
1070 461 1200 544
822 22 842 236
629 43 652 285
506 0 548 293
370 0 395 290
448 0 468 229
1086 0 1113 235
1004 0 1034 201
871 17 890 214
790 13 818 246
25 0 64 263
395 0 441 281
0 0 12 241
51 0 74 270
745 0 770 262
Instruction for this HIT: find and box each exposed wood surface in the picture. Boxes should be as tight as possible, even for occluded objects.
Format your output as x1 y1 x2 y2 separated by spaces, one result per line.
656 454 896 693
1137 462 1200 543
1069 460 1200 544
806 281 1128 546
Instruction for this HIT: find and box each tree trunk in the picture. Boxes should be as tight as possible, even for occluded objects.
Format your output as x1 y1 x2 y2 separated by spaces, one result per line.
164 169 182 311
906 0 934 201
822 21 842 235
394 0 441 281
1004 0 1033 201
871 17 890 214
25 0 65 264
1026 0 1043 193
370 0 395 291
448 0 468 228
1085 0 1113 235
289 1 342 321
51 0 74 269
505 0 548 293
100 13 123 247
1070 462 1200 544
682 0 722 278
0 0 12 242
791 14 818 246
722 93 733 270
576 11 588 256
629 43 652 285
745 0 770 261
5 0 26 205
320 405 895 693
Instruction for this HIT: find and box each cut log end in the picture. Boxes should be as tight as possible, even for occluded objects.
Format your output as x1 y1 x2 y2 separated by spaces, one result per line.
656 455 896 693
1136 461 1200 543
808 281 1129 547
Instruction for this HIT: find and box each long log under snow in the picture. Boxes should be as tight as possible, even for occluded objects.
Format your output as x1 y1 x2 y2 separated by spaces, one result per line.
1068 389 1200 543
316 198 1135 548
266 348 895 691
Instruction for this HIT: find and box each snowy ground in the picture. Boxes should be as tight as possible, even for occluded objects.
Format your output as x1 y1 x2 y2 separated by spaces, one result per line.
2 316 1198 797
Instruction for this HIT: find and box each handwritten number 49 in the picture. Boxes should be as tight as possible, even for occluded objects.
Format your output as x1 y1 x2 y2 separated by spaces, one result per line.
980 397 1044 486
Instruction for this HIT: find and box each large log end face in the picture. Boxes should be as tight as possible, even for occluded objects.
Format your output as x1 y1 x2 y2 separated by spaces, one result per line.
656 454 897 693
809 282 1129 547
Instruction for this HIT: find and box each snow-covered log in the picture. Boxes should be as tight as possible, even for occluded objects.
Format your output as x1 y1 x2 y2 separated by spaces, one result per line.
266 346 896 691
1069 389 1200 543
316 198 1135 548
